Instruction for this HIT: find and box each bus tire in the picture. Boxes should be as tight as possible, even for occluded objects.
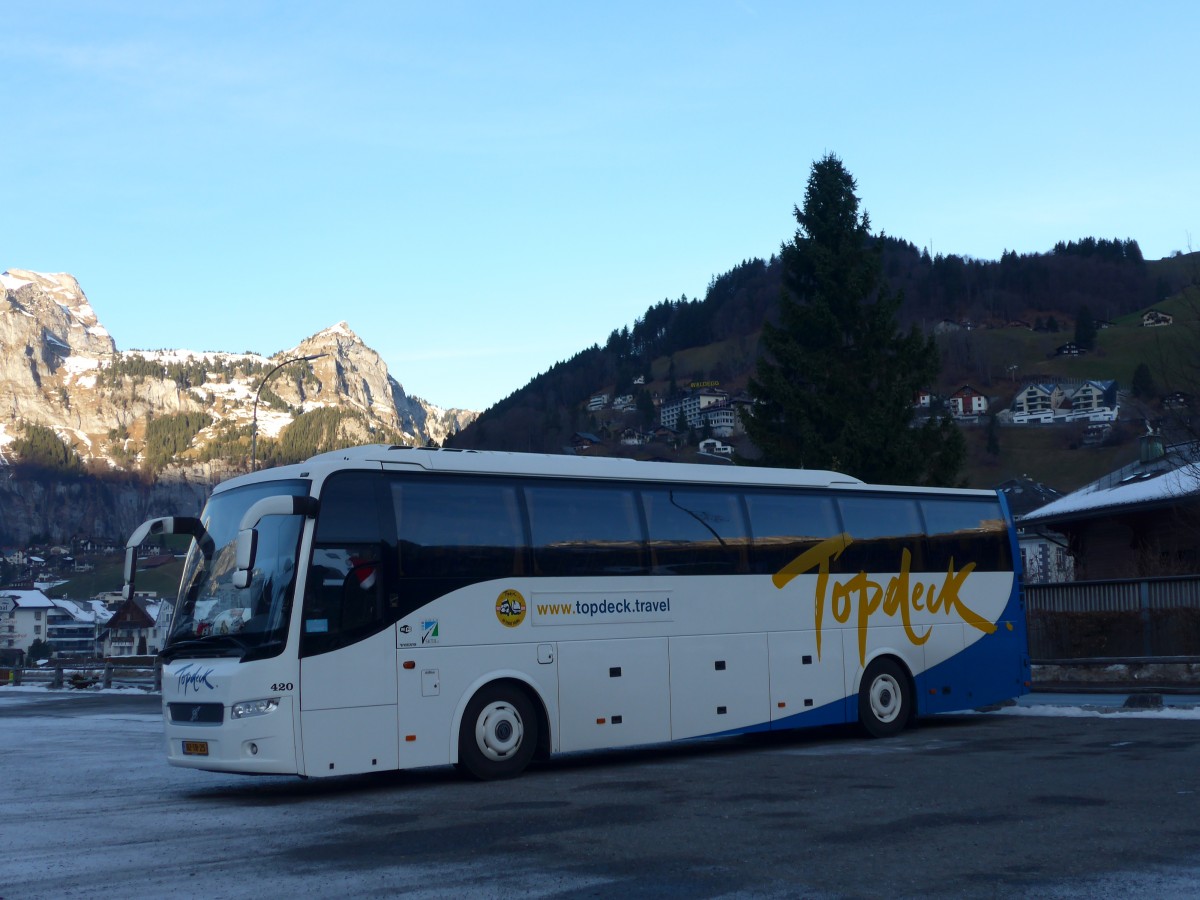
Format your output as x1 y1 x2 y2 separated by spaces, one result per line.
858 657 910 739
458 683 538 780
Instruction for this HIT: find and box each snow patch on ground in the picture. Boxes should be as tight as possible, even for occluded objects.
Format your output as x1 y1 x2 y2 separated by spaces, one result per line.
129 348 271 366
0 270 34 291
990 703 1200 720
61 355 100 376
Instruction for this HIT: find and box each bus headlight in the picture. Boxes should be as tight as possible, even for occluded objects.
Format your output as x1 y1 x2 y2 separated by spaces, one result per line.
231 698 280 719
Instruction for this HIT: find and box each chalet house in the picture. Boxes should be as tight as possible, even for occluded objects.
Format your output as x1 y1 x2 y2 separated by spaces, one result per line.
1019 437 1200 579
620 428 651 446
587 393 609 411
698 438 734 456
1142 309 1173 327
914 388 933 409
650 425 684 448
569 432 603 453
1011 383 1066 423
948 385 988 418
101 596 162 658
1067 380 1119 422
1053 342 1084 357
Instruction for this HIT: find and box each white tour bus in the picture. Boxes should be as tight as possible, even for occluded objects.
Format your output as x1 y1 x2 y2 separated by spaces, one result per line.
125 445 1029 780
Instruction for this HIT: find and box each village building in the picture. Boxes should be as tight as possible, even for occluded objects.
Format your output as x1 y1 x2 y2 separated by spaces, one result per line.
996 478 1073 583
948 385 988 418
0 590 111 662
1019 437 1200 580
1010 380 1118 425
101 595 164 658
1067 380 1120 422
1142 309 1173 327
658 388 729 430
1011 383 1067 423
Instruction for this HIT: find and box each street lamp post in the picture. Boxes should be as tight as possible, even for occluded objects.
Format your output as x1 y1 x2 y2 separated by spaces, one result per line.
250 353 327 471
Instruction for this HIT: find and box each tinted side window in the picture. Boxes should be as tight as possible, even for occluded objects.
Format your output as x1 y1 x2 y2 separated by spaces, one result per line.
303 472 397 657
922 498 1011 572
392 477 526 610
837 495 925 572
745 491 841 575
642 487 748 575
526 483 645 577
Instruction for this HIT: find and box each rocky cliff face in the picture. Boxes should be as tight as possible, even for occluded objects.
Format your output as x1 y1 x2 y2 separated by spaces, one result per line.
0 268 477 542
0 471 211 545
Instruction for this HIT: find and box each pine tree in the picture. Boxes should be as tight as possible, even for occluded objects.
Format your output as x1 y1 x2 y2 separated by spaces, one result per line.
744 154 964 485
1075 306 1097 351
1131 362 1157 399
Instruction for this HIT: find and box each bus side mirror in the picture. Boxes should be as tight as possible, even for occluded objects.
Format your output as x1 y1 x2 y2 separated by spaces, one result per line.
232 529 258 589
230 495 318 590
123 516 204 601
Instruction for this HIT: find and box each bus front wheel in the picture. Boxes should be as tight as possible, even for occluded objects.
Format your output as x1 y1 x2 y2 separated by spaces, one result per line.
858 657 911 738
458 683 538 780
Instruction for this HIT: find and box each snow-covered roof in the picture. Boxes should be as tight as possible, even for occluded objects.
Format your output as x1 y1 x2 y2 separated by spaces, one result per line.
50 599 113 624
1021 451 1200 525
0 589 54 608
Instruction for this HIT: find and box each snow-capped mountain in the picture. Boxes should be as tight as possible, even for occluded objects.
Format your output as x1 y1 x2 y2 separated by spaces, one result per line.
0 268 476 476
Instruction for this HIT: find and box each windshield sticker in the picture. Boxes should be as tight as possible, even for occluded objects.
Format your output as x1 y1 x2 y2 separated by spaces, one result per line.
306 619 329 633
421 620 440 644
495 590 527 628
771 533 996 666
176 664 216 693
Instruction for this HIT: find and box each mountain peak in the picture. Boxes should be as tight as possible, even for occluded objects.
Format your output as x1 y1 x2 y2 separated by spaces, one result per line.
311 321 361 343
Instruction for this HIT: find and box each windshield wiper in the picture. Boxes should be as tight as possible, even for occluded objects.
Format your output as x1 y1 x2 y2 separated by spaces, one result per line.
160 634 248 662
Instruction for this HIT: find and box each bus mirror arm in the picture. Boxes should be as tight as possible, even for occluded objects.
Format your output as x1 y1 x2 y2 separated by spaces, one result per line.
231 495 319 590
122 516 205 601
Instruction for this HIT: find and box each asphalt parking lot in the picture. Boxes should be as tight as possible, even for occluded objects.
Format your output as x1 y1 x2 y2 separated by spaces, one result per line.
2 689 1199 899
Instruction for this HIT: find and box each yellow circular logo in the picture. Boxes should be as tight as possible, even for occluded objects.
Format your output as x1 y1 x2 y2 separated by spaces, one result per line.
495 589 527 627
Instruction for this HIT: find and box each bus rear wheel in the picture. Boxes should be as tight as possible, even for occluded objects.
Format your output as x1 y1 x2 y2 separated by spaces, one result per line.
458 683 538 780
858 657 911 738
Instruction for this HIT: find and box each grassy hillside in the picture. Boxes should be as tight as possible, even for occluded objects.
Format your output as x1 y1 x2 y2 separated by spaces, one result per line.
47 557 185 602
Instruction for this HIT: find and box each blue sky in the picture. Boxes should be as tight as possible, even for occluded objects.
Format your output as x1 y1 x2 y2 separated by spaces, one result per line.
5 2 1197 411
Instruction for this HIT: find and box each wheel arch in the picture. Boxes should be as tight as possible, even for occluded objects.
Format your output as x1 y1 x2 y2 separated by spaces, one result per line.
853 649 920 725
449 672 553 765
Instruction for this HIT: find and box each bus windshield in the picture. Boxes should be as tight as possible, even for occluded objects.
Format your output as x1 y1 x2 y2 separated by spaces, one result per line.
163 479 310 661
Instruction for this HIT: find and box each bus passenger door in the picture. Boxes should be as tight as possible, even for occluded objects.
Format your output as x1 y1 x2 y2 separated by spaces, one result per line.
298 546 399 776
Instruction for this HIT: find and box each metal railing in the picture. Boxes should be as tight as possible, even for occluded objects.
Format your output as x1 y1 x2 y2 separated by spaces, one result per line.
1025 575 1200 659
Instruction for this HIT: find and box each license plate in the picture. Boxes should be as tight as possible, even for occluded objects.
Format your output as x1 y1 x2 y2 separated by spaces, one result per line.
182 741 209 756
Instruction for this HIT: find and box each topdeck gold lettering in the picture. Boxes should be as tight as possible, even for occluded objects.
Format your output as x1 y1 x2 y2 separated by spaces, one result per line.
772 534 996 665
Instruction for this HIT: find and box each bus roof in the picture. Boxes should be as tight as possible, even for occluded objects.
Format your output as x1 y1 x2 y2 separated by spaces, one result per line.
217 445 997 498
